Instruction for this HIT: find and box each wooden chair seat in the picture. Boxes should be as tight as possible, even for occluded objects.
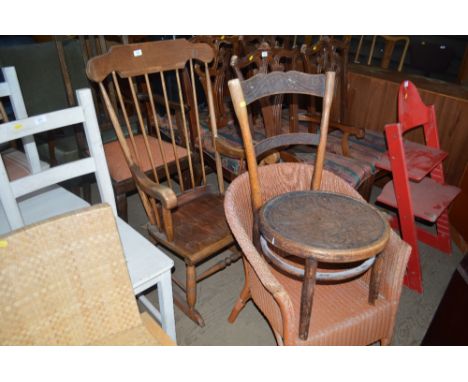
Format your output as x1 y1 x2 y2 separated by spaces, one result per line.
376 140 448 181
377 177 460 223
148 191 232 259
104 135 188 182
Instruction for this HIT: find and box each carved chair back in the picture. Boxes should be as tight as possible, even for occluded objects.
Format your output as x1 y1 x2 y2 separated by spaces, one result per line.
231 44 302 137
228 70 336 213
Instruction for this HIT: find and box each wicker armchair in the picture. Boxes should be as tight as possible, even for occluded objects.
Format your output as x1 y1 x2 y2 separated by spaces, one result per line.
224 163 411 345
0 204 174 345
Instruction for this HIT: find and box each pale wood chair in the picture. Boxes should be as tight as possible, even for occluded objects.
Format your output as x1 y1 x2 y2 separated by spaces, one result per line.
225 70 411 345
0 204 174 345
87 39 239 327
0 88 176 341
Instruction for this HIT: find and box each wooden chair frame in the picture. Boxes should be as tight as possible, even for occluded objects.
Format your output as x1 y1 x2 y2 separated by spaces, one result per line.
87 39 239 326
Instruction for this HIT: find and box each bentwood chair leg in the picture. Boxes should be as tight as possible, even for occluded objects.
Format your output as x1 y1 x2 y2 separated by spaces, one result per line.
273 330 284 346
228 282 251 323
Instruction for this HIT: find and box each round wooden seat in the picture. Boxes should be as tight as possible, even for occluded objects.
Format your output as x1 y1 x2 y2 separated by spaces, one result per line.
258 190 390 339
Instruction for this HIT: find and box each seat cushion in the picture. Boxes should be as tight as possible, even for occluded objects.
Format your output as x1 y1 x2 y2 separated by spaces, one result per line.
2 148 49 180
104 135 188 182
290 149 374 188
328 129 387 174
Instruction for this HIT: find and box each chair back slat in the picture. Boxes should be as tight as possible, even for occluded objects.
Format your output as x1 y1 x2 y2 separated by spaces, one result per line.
175 69 195 189
203 62 223 192
127 75 159 184
111 72 141 165
86 39 214 82
240 71 326 105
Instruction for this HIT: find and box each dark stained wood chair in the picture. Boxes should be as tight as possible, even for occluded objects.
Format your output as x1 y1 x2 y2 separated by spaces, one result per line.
198 43 302 182
297 36 388 200
190 36 234 129
224 69 411 345
86 39 239 326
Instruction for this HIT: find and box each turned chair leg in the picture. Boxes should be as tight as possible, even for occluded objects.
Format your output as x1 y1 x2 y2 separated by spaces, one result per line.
185 264 205 327
228 282 251 323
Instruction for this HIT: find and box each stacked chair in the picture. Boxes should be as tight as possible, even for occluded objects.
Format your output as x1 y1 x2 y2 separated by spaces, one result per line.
224 68 411 345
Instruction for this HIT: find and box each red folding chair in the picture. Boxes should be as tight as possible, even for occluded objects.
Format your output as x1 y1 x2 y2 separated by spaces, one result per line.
376 80 460 293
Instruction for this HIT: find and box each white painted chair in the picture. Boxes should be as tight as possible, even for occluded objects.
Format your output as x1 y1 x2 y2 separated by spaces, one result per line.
0 66 45 177
0 88 177 342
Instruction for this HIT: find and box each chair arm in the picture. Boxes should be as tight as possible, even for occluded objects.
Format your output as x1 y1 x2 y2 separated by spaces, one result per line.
130 164 177 209
298 113 364 157
214 136 245 159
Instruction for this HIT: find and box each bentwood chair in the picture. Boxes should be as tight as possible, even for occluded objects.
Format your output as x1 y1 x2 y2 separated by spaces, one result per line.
87 39 239 326
0 204 174 345
224 70 411 345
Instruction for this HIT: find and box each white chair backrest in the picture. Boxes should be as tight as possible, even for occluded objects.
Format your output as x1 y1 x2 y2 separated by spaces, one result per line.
0 66 41 173
0 88 116 230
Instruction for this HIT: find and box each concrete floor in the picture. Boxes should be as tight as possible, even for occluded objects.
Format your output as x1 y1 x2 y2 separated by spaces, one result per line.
122 180 463 346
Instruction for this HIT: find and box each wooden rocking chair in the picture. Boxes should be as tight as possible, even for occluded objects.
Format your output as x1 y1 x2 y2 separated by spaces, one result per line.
87 39 239 326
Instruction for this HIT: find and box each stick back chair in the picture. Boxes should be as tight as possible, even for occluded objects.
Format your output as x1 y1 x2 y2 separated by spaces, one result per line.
86 39 239 326
225 70 411 345
0 204 174 345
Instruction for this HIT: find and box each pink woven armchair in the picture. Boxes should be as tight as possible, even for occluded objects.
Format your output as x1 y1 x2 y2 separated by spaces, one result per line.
224 163 411 345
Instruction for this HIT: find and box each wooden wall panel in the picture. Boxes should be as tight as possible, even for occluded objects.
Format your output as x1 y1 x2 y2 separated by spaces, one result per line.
345 65 468 186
